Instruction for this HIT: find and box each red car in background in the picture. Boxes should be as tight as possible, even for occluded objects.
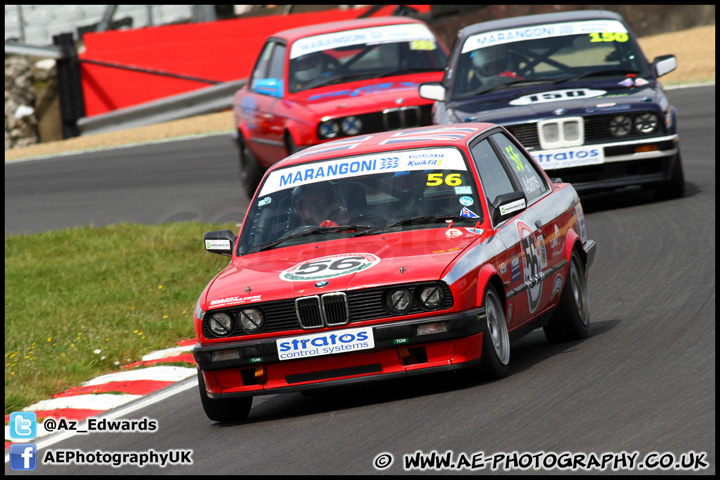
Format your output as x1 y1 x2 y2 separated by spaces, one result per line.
232 16 449 196
194 123 597 422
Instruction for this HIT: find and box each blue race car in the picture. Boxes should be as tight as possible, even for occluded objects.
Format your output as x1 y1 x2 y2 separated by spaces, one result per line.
419 10 684 200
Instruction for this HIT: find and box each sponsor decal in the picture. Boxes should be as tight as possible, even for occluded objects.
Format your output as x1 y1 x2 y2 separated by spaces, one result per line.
531 145 604 170
277 327 374 360
574 204 587 243
446 228 464 238
517 220 544 313
459 195 474 206
460 206 480 218
261 147 467 196
510 254 521 284
280 253 380 282
499 198 526 216
538 234 548 269
465 227 484 235
205 239 231 250
462 20 628 52
209 294 262 308
258 196 272 206
510 88 607 106
498 260 507 274
455 186 472 195
290 23 436 58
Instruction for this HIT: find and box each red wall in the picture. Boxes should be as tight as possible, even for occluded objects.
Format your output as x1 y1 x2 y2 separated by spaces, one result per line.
79 5 432 117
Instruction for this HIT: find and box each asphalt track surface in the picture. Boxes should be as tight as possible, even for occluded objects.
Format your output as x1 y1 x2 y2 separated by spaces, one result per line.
5 85 715 475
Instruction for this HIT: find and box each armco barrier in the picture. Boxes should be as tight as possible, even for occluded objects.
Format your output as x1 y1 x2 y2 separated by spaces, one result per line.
76 79 245 136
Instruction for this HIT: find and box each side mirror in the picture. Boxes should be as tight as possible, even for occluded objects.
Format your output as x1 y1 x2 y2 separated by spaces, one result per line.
492 191 527 225
254 78 283 98
419 82 446 102
653 55 677 78
204 230 237 257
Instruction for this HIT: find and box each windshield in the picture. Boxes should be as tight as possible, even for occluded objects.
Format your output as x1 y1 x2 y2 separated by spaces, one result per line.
288 23 447 93
238 147 483 254
453 19 650 97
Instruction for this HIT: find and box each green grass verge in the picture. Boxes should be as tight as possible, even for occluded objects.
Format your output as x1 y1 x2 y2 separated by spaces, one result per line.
5 222 236 415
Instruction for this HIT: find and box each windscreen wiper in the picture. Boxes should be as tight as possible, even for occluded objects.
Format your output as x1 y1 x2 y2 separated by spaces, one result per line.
472 78 556 96
253 225 370 252
352 215 464 237
552 69 640 84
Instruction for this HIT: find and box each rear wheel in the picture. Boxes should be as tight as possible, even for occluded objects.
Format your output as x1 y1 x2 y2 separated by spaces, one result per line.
197 369 252 422
237 132 265 199
543 250 590 343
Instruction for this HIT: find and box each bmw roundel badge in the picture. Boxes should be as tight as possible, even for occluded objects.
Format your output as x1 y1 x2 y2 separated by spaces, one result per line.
314 280 329 288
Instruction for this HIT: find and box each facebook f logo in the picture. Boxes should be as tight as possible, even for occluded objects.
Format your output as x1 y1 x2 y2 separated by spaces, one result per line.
10 444 37 471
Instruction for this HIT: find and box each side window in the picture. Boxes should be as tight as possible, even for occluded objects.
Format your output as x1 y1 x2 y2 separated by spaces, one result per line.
267 44 286 80
491 132 549 203
250 42 275 91
471 139 515 206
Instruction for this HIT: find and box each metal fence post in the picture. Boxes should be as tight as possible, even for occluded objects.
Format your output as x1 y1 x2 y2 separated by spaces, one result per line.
53 33 86 139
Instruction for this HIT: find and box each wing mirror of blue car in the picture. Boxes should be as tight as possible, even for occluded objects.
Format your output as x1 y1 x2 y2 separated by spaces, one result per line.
652 55 677 78
419 82 446 102
204 230 237 257
254 78 283 98
492 191 527 225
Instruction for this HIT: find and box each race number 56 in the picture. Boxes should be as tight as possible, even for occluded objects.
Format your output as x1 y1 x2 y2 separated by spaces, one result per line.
280 254 381 282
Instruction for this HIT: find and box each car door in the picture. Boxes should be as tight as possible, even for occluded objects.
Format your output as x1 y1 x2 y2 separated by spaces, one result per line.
245 40 288 165
469 135 543 330
489 131 569 317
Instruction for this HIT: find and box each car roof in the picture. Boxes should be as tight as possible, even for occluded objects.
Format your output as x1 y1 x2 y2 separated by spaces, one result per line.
273 123 498 169
270 16 429 43
457 9 625 39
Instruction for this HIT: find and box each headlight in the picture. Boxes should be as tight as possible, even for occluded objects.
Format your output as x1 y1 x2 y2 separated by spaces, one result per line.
419 285 445 309
609 115 632 137
208 312 234 336
634 113 658 134
238 308 265 333
542 123 560 143
340 116 362 136
318 119 339 139
385 288 413 314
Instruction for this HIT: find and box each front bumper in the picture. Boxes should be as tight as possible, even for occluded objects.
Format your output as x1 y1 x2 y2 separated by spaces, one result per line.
536 135 680 192
194 308 485 398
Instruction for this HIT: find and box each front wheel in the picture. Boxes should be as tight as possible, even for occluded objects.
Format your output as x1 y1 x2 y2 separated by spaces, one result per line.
462 284 510 382
197 369 252 423
543 250 590 343
237 132 265 199
653 152 685 201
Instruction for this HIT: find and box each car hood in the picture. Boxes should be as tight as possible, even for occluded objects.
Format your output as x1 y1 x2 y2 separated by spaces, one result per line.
203 227 483 309
449 79 663 124
290 72 442 118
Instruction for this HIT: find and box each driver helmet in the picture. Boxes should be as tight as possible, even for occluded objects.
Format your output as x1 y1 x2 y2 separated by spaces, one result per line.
291 182 336 224
471 45 511 78
295 53 323 83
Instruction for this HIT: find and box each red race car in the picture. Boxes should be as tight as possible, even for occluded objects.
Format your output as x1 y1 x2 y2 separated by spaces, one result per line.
232 16 449 196
194 123 597 422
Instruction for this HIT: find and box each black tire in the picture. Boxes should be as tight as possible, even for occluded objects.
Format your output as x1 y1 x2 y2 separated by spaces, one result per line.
653 151 685 201
463 284 510 382
543 250 590 343
237 132 265 199
197 369 252 423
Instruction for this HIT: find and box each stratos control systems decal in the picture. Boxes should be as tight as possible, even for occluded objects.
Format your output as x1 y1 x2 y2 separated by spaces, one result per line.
517 220 544 313
280 253 380 282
